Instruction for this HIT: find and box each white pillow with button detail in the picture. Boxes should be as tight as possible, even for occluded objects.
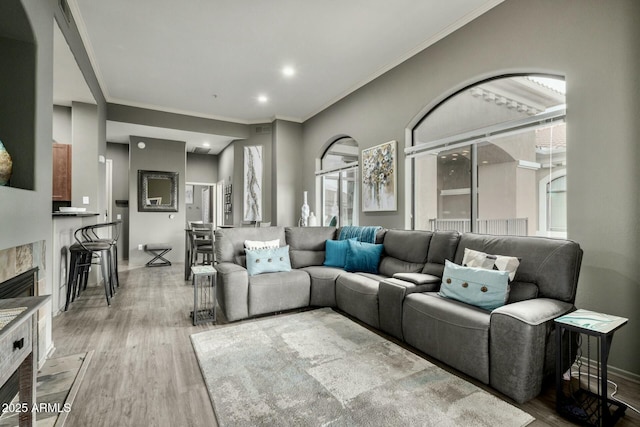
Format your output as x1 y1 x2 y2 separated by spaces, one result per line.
245 245 291 276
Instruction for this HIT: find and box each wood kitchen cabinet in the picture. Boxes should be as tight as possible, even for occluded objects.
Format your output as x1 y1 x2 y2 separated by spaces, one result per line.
52 143 71 201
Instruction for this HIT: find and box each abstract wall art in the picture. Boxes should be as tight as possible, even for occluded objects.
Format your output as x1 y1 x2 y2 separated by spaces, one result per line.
362 140 397 212
243 145 263 221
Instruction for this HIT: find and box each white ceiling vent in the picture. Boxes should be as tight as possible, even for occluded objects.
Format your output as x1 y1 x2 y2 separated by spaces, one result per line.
255 125 272 134
193 147 211 154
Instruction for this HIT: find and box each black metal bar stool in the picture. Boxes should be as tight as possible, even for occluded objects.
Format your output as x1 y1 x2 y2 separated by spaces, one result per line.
64 221 121 310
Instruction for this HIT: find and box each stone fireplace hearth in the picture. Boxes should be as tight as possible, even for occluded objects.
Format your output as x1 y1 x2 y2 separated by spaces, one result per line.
0 267 38 405
0 240 49 363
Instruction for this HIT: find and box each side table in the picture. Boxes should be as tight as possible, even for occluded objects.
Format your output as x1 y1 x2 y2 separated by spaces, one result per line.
555 309 628 427
1 296 51 427
191 265 216 326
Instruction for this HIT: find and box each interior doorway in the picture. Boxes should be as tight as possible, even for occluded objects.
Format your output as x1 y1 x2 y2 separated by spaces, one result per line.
186 182 217 227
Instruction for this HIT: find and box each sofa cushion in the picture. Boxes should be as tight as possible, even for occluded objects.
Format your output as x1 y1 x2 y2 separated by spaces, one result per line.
336 272 380 328
286 226 338 268
378 229 432 277
216 227 286 267
506 281 538 303
422 231 460 277
248 270 310 316
344 240 384 274
301 266 344 307
454 233 583 302
323 238 356 268
245 246 292 276
438 260 510 311
403 292 491 384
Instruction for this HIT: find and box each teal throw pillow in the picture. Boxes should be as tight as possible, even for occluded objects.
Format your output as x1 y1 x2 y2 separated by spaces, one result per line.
438 260 510 311
245 245 291 276
344 240 384 274
324 238 356 268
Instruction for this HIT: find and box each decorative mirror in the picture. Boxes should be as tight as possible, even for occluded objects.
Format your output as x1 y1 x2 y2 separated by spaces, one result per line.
138 170 179 212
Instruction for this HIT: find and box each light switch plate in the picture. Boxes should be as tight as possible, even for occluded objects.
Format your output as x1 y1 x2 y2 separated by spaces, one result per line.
82 196 90 205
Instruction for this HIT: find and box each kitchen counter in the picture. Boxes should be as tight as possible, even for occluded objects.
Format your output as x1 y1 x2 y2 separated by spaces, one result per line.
52 211 100 217
51 214 100 315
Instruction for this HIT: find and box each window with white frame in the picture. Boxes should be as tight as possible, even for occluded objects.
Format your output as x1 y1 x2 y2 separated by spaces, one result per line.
317 137 359 227
409 75 567 238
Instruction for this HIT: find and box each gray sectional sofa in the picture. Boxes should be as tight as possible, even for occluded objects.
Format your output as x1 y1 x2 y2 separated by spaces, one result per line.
214 226 583 403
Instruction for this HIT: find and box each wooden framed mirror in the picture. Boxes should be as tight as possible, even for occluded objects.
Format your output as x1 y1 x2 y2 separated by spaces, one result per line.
138 170 179 212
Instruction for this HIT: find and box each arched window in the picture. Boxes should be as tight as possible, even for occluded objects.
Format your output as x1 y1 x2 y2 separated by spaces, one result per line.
409 75 566 237
316 137 359 227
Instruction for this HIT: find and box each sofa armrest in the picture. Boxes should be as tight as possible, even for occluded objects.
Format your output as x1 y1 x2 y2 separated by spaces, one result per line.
489 298 574 403
392 272 440 286
379 278 440 340
215 262 249 322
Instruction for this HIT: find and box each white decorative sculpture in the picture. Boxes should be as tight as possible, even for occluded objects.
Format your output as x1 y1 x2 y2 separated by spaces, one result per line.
301 191 310 227
308 212 317 227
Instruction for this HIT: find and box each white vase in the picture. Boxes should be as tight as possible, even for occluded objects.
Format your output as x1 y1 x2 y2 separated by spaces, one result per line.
308 212 317 227
301 191 310 227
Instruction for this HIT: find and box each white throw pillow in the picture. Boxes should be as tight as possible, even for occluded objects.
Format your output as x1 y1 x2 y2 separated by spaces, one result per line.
462 248 520 281
244 239 280 250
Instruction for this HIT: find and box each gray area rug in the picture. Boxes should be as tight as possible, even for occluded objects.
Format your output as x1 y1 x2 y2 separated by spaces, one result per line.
191 308 534 426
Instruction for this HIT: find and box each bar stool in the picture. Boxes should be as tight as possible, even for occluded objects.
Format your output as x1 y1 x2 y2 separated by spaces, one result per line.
84 220 121 290
64 222 120 310
190 223 215 266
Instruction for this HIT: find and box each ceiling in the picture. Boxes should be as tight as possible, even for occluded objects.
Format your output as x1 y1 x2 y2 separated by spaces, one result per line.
56 0 504 154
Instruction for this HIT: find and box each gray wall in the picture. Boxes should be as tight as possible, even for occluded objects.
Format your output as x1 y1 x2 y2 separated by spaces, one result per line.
186 152 218 183
218 142 235 226
55 3 108 224
108 103 250 140
273 120 303 226
106 142 130 259
302 0 640 377
0 0 55 359
128 136 186 266
53 105 72 144
217 126 273 226
71 101 100 212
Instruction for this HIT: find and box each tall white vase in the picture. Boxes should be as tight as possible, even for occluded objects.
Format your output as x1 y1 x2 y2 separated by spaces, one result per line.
301 191 310 227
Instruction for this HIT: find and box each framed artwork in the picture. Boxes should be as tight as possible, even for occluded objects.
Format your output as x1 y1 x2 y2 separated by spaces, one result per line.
362 140 397 212
185 184 194 204
243 145 262 221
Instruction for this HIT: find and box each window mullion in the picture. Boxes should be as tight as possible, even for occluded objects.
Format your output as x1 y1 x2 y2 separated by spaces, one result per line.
470 144 479 233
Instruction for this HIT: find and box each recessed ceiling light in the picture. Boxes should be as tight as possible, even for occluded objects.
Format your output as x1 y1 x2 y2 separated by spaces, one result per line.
202 142 210 147
282 66 295 77
257 95 268 104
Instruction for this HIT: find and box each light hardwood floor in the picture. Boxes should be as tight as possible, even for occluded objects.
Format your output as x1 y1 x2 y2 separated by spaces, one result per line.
51 264 639 427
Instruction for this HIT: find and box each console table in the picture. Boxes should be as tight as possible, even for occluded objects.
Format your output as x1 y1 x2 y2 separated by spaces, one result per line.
555 309 628 427
0 296 50 427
